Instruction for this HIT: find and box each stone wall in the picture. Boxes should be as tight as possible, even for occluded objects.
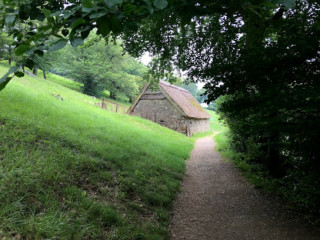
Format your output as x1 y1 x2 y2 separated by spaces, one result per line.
131 87 210 136
189 119 210 136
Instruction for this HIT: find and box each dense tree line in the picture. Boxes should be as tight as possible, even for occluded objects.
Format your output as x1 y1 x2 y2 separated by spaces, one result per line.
121 0 320 214
177 82 206 104
52 34 148 100
0 0 319 214
0 27 147 101
0 31 13 65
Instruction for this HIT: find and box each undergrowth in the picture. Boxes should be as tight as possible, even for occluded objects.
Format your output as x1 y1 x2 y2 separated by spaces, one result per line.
214 130 320 223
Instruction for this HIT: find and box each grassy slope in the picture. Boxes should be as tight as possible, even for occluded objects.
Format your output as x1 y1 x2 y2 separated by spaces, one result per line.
46 72 129 114
206 109 227 134
0 63 194 239
205 110 232 161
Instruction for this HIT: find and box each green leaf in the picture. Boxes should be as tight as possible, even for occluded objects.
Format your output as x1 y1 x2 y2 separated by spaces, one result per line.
153 0 168 10
81 29 91 39
5 66 19 77
110 0 123 4
35 49 44 56
25 59 35 69
71 18 87 29
50 10 63 17
15 44 30 56
82 7 94 13
38 25 52 32
105 0 123 8
281 0 296 8
96 16 111 37
35 12 45 21
76 25 91 33
48 39 68 52
110 16 122 33
43 9 51 18
71 37 84 47
0 77 12 91
5 14 16 24
14 71 25 77
0 66 19 91
43 9 54 23
82 0 94 8
89 11 107 19
260 2 277 8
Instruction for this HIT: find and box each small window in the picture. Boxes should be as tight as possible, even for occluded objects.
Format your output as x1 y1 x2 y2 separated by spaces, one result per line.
159 120 165 124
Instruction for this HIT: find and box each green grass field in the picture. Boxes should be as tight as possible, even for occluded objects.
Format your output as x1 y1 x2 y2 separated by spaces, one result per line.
0 63 194 239
46 71 130 114
206 109 227 134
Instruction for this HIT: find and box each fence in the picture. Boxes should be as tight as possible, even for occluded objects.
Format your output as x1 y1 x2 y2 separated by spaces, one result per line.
95 98 129 114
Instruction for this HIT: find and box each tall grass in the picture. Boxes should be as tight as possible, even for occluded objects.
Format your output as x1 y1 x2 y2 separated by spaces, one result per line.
0 63 194 239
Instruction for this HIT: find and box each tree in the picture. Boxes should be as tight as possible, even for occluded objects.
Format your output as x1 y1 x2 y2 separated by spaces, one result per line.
178 81 207 103
32 51 57 79
121 0 320 213
0 31 13 65
0 0 175 89
0 0 293 89
53 33 147 99
1 0 319 213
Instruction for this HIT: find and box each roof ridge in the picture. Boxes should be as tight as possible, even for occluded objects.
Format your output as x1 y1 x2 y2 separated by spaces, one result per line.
159 81 210 119
159 81 189 93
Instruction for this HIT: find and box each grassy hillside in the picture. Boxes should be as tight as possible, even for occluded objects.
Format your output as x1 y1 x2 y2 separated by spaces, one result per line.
206 109 227 134
0 63 194 239
46 71 130 114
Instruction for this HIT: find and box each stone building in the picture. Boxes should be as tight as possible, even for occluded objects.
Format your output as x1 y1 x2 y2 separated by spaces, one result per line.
127 81 210 136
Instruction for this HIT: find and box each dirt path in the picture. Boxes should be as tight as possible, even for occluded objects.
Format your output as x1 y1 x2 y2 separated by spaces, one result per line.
169 136 320 240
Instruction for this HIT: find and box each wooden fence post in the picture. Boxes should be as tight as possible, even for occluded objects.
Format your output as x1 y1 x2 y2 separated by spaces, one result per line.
102 98 105 109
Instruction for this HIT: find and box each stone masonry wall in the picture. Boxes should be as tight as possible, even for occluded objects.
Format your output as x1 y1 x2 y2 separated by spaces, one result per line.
131 87 210 136
189 119 210 136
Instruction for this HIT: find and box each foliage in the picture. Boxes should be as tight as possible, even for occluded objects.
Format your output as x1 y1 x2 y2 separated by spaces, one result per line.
0 0 294 88
0 31 13 63
31 51 57 78
121 0 320 215
178 81 207 103
52 33 147 100
0 0 319 217
0 63 194 239
0 0 178 87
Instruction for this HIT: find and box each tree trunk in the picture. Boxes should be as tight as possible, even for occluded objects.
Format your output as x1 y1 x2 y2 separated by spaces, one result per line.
43 70 47 79
22 66 25 72
33 67 38 76
83 76 97 96
267 135 284 178
8 46 12 66
110 92 116 99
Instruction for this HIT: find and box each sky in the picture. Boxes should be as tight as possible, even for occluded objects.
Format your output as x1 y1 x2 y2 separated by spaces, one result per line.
139 52 205 89
140 53 152 66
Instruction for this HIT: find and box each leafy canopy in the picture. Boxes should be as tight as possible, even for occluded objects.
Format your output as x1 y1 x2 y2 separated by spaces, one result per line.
0 0 295 90
53 33 147 100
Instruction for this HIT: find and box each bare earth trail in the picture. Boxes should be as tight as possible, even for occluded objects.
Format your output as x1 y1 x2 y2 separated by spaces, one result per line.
169 136 320 240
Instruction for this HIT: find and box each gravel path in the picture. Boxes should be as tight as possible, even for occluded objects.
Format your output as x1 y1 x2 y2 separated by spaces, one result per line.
169 136 320 240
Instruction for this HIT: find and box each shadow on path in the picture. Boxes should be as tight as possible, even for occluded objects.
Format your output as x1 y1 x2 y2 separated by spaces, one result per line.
169 136 320 240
